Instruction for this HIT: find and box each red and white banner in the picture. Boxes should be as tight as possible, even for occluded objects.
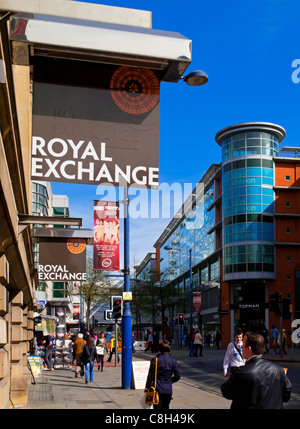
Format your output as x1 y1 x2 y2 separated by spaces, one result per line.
193 291 202 313
93 200 120 271
73 304 80 320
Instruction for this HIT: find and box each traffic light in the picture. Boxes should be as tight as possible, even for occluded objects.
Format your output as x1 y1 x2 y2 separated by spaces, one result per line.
111 296 123 319
178 313 184 325
269 293 280 313
282 298 292 320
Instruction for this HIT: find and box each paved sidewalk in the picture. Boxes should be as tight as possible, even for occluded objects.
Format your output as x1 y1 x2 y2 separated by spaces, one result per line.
22 346 300 410
23 349 228 410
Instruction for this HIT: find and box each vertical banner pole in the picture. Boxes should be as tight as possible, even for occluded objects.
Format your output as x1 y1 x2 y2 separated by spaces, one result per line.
189 248 193 357
115 321 118 368
122 187 132 389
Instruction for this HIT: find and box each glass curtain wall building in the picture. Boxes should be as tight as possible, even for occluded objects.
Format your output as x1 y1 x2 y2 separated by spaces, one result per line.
154 164 222 342
215 122 286 334
216 123 285 280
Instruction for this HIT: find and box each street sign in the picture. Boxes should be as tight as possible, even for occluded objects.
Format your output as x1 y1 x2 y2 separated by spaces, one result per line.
104 310 114 320
123 292 132 301
38 300 47 309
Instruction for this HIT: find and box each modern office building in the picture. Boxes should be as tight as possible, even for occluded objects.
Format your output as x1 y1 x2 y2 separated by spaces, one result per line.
134 252 160 338
134 164 223 344
215 122 286 346
137 122 299 348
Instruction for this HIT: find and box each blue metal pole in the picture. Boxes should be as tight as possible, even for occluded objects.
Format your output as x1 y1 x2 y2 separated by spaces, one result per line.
79 288 82 332
122 187 132 389
189 248 194 357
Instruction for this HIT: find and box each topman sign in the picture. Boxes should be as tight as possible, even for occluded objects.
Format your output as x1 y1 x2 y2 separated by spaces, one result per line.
31 60 160 189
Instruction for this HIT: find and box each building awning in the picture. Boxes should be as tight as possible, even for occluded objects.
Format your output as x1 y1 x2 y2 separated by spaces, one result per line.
33 312 58 322
31 227 94 245
9 13 192 82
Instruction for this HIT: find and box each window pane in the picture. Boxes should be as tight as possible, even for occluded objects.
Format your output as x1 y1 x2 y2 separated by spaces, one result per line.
262 177 273 185
262 168 273 178
247 131 261 138
232 133 245 141
262 159 273 168
247 168 261 177
247 138 261 147
247 159 261 167
247 186 262 195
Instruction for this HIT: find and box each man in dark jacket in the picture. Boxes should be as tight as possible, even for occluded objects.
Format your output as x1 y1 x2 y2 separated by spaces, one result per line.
145 340 180 409
221 332 292 409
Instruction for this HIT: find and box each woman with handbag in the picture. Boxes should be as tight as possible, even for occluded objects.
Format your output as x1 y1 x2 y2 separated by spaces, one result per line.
145 340 180 410
107 334 120 363
81 336 98 384
96 332 109 371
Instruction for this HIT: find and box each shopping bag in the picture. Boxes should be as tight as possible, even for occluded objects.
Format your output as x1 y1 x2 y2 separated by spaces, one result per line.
145 386 159 405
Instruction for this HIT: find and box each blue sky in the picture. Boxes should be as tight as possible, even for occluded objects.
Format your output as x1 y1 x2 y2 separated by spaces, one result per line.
51 0 300 267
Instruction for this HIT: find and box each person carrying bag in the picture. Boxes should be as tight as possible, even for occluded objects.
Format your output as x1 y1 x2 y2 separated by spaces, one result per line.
81 337 98 384
96 332 109 371
73 333 86 378
144 357 159 406
144 340 180 410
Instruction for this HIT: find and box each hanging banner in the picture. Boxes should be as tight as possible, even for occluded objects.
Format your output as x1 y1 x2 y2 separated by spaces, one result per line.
193 291 202 313
41 319 56 336
38 238 87 282
73 304 80 320
31 61 160 189
93 200 120 271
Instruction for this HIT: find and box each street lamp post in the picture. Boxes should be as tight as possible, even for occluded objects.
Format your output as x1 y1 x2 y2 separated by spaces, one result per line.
122 188 132 389
164 246 193 356
120 68 207 387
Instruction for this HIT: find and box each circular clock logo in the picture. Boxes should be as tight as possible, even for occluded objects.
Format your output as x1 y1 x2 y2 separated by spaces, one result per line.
66 238 86 254
110 66 160 115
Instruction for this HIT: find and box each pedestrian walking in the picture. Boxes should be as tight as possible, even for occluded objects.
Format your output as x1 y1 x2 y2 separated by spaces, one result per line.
193 329 203 357
96 332 109 371
153 332 159 353
81 336 98 384
221 331 292 409
259 324 269 353
215 331 221 350
145 340 180 410
223 328 245 377
270 324 279 354
278 329 288 355
73 333 86 378
205 332 212 348
44 334 54 370
107 334 120 362
144 330 154 352
93 334 98 345
188 329 195 356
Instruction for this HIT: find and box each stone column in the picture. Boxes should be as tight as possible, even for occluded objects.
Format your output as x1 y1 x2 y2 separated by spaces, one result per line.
10 290 28 407
22 307 31 386
0 256 9 409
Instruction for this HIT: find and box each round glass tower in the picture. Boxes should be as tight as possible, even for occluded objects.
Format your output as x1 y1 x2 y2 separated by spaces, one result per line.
215 122 286 281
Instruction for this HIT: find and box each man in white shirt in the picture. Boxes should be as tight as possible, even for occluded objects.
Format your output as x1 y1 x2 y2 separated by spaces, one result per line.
223 329 245 377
